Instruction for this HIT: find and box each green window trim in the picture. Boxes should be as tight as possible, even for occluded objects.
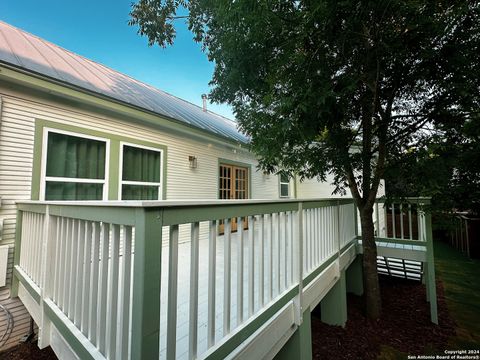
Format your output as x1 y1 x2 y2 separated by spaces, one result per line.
119 142 164 200
42 129 109 201
32 119 168 201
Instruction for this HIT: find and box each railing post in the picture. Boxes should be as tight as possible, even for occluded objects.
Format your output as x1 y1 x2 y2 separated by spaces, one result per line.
130 207 163 360
294 202 304 325
11 209 23 297
424 207 438 324
38 205 55 348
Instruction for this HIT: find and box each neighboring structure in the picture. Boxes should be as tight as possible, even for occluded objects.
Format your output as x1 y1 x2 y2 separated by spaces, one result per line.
0 21 348 351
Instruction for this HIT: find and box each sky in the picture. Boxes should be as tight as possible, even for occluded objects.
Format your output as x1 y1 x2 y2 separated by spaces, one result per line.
0 0 235 119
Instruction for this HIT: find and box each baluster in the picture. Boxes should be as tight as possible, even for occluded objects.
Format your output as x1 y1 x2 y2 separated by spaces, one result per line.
290 211 294 285
316 208 320 265
269 214 273 301
223 218 232 336
248 216 255 317
408 204 413 240
189 222 200 359
98 222 110 353
167 224 179 360
106 224 120 360
53 217 62 304
69 219 80 320
308 209 315 270
284 212 288 290
259 215 265 307
89 222 100 344
62 218 73 316
118 225 132 359
237 217 244 325
208 221 217 348
34 213 41 284
277 213 281 295
400 204 404 239
383 204 388 238
81 221 93 335
75 220 85 326
392 204 396 238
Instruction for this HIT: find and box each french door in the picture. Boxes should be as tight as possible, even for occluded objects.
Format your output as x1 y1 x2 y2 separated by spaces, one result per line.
219 164 249 232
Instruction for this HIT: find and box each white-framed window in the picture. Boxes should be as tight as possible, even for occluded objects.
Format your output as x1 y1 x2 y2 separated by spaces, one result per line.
119 142 164 200
279 173 290 198
40 128 109 201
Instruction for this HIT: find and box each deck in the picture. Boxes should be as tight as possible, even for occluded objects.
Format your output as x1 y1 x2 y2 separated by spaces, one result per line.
11 198 437 360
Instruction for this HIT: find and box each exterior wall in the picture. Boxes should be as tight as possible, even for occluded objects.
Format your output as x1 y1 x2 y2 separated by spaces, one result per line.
0 86 286 350
296 175 386 199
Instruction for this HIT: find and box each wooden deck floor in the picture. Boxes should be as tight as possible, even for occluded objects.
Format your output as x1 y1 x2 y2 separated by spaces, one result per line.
158 226 297 360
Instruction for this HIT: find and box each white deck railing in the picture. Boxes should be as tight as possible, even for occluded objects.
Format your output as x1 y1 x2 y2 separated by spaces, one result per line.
12 198 433 359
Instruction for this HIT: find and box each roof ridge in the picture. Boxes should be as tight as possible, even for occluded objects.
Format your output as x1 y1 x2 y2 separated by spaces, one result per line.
0 20 237 124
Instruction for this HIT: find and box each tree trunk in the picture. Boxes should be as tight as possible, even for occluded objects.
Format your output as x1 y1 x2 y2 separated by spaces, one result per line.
360 206 382 319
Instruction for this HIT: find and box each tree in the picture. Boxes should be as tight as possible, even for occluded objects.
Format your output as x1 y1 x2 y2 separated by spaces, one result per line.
386 119 480 216
129 1 480 319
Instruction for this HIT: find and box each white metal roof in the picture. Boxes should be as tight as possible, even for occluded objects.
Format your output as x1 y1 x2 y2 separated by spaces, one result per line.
0 21 248 143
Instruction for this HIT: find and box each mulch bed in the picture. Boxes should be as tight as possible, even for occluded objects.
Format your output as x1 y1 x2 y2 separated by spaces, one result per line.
311 276 456 359
0 341 57 360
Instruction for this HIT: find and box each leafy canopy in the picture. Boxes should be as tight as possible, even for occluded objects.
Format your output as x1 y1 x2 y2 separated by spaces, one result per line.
130 0 480 320
130 0 479 211
386 119 480 215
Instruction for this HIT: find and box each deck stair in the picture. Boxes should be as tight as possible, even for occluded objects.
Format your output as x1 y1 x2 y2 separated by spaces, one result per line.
377 256 423 281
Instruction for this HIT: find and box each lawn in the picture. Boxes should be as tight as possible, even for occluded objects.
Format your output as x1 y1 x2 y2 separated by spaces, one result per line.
434 241 480 349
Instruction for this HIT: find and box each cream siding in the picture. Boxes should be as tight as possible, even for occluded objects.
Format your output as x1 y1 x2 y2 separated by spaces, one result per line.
296 174 346 199
296 175 386 199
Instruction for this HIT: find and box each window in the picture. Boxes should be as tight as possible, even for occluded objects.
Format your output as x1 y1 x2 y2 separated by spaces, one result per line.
43 130 108 200
120 143 163 200
279 173 290 198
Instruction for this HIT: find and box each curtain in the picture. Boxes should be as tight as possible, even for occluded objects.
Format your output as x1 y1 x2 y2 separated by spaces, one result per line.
122 185 159 200
122 145 160 182
122 145 161 200
45 132 106 200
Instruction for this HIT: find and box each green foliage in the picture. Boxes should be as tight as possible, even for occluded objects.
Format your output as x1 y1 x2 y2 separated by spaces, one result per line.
129 0 480 318
130 0 480 213
386 119 480 215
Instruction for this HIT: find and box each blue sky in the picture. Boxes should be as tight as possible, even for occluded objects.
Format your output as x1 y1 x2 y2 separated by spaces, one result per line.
0 0 235 119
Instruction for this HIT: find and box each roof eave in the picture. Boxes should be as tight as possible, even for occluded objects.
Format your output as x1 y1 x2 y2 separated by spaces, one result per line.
0 61 250 148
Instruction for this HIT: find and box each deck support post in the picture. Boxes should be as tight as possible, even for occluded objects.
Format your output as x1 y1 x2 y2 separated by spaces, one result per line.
321 270 347 327
346 255 363 296
424 210 438 324
274 307 312 360
130 208 164 360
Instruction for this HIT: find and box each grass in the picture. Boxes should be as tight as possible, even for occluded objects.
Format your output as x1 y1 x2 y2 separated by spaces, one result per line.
433 240 480 349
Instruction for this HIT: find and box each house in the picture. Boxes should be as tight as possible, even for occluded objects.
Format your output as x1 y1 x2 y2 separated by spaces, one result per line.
0 20 350 353
0 21 435 360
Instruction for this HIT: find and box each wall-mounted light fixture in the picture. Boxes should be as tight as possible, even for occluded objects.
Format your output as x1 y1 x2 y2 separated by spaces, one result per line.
189 155 198 169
